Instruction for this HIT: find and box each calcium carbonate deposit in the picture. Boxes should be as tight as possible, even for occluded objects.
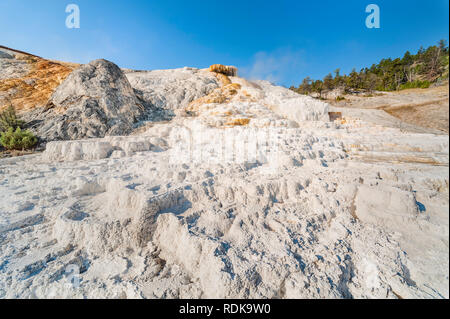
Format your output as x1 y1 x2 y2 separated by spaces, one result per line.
0 56 448 299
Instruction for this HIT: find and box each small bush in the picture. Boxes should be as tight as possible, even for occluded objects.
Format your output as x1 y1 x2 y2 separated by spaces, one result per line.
335 96 346 101
0 127 37 150
399 80 431 90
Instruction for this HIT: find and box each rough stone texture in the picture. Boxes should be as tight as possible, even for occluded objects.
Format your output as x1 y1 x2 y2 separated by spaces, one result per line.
0 50 14 60
0 48 32 81
1 84 449 299
330 85 449 134
125 67 220 117
0 60 448 299
355 185 419 232
181 76 329 128
22 59 145 141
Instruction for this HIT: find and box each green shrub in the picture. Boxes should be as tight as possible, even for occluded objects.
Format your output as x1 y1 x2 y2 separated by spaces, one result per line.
0 127 37 150
399 80 431 90
335 96 346 101
0 105 25 133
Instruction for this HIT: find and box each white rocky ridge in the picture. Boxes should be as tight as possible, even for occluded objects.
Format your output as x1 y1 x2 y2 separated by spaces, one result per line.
0 64 448 299
0 47 32 80
125 67 220 112
24 59 145 141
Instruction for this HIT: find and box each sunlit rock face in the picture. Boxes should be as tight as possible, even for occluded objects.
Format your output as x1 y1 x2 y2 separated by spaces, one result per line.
23 59 145 141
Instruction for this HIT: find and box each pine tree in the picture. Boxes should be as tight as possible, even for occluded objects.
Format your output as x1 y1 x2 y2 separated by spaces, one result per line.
0 103 25 133
323 73 334 91
290 41 449 95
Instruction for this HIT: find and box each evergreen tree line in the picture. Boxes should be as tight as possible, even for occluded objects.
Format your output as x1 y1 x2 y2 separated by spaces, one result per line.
290 40 449 97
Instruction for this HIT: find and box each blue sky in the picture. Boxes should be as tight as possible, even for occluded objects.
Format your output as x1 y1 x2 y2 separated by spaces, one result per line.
0 0 448 86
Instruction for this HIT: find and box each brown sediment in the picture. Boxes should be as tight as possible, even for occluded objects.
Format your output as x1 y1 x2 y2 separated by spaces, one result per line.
184 65 247 119
391 290 404 299
209 64 238 77
382 97 449 133
224 118 251 126
350 195 359 221
0 45 42 58
328 112 343 121
350 153 447 166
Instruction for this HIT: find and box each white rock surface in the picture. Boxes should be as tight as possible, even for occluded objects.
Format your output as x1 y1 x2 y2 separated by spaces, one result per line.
0 68 448 299
126 67 220 113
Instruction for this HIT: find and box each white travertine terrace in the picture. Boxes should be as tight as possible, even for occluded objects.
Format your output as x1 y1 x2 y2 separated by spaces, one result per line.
0 65 448 299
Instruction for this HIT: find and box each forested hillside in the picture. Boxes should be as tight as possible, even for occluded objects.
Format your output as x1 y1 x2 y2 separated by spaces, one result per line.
291 40 449 96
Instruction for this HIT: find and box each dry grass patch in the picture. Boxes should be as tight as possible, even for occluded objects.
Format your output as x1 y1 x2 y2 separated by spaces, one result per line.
328 112 343 121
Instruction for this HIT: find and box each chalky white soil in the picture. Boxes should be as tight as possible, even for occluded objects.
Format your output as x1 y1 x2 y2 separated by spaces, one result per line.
0 70 448 299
